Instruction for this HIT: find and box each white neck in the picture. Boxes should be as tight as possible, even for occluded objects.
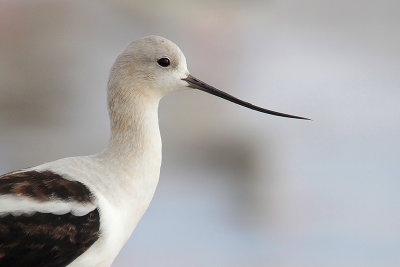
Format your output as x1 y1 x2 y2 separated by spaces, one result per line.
97 80 163 221
102 82 162 166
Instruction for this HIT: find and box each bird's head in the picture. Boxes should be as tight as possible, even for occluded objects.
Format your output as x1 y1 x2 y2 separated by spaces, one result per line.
108 35 310 120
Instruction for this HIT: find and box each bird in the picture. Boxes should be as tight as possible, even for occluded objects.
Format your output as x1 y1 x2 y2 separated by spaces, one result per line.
0 36 309 266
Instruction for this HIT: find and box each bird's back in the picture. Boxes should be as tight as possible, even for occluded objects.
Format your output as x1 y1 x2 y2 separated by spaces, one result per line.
0 168 100 266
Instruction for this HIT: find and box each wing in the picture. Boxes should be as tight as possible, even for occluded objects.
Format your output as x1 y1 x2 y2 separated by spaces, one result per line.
0 170 100 267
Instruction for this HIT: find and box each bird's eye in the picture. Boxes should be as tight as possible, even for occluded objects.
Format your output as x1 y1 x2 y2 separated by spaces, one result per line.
157 58 170 67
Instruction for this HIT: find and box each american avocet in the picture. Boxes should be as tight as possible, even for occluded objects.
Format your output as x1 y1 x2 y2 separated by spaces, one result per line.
0 36 309 266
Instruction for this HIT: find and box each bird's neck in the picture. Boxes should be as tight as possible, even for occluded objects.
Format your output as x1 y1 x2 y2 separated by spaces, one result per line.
101 84 162 166
95 84 163 242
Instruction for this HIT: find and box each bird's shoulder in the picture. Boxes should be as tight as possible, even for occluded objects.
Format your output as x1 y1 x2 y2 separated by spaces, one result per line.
0 168 100 266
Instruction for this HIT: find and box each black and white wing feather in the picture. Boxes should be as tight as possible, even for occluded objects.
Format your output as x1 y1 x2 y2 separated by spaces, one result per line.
0 170 100 267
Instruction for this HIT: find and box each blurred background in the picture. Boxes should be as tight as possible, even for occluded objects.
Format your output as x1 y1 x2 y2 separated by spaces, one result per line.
1 0 399 266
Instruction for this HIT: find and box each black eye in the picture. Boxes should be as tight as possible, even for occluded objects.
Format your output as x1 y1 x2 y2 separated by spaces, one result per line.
157 58 170 67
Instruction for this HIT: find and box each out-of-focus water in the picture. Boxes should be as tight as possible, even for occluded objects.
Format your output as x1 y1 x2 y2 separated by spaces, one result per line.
1 1 399 266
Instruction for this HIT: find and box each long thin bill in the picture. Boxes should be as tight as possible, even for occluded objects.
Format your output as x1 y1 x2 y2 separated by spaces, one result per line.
182 74 310 120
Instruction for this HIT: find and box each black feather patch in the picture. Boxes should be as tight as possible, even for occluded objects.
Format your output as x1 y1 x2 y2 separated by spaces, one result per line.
0 170 100 266
0 170 94 203
0 209 100 267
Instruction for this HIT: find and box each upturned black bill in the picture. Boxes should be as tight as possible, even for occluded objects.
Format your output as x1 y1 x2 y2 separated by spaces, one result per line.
182 74 310 120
